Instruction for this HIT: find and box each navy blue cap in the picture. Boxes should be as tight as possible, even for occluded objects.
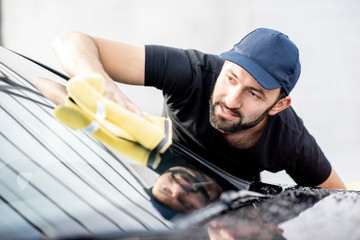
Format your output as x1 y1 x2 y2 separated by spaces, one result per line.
220 28 301 95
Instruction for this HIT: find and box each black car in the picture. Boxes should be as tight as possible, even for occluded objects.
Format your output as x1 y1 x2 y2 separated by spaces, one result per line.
1 46 359 240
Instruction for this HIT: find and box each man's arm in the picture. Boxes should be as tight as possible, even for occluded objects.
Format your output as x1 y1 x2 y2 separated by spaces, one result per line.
316 168 346 189
51 31 145 114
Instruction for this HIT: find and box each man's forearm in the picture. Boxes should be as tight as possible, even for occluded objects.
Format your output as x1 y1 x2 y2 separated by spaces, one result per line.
316 168 346 189
51 31 144 115
51 31 110 80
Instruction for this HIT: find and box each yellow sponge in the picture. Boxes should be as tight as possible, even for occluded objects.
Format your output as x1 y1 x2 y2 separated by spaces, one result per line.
53 75 173 168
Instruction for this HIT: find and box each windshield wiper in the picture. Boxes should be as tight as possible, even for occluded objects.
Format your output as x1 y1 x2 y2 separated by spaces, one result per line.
0 72 54 109
173 190 272 229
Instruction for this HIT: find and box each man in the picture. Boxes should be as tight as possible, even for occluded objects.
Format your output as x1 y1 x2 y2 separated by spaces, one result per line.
151 166 223 213
50 28 345 189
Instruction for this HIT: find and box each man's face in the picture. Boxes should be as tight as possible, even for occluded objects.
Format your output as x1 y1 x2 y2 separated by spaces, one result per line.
152 167 222 212
210 61 281 134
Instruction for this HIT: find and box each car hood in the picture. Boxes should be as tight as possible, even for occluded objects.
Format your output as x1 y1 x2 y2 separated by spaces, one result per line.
169 187 360 240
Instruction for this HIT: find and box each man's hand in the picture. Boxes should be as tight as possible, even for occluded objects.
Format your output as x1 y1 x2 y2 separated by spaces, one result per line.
104 79 144 117
34 76 144 117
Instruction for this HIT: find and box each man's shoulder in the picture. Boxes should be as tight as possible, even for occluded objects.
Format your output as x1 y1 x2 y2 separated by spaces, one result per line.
269 106 305 135
262 106 307 153
145 45 224 76
185 49 224 74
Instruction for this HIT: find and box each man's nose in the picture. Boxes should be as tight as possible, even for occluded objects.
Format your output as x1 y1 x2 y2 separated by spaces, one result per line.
171 184 187 198
225 88 242 109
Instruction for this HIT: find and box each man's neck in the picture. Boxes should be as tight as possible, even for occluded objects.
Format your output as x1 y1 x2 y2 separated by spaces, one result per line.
222 117 268 149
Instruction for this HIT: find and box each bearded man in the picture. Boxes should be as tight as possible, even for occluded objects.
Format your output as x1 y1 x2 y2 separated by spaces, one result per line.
50 28 345 189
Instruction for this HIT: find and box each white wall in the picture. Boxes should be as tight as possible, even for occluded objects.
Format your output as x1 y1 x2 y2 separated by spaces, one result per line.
3 0 360 186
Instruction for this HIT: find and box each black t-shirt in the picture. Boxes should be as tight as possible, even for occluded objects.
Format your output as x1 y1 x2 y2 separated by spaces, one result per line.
145 45 331 186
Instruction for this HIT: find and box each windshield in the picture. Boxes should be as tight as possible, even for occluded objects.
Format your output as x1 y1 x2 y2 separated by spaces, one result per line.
0 47 240 239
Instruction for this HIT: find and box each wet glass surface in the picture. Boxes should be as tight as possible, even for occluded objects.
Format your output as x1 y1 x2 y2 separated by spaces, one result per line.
0 47 241 238
170 187 360 240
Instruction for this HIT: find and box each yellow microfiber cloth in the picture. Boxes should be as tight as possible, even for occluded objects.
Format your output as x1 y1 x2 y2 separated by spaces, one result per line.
53 75 172 169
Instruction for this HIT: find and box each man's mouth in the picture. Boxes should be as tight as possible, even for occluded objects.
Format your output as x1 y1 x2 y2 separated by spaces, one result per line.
218 104 239 119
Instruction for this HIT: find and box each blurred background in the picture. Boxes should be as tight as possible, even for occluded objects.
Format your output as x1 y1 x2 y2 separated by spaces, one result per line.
1 0 359 186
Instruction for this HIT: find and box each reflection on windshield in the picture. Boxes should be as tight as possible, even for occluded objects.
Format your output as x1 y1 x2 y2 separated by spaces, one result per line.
143 149 237 219
152 167 222 212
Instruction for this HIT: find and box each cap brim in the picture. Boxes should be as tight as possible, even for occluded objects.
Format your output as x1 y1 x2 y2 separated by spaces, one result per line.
220 51 281 90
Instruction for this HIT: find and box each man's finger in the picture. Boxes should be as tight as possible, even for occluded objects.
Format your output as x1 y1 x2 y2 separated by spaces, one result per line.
34 77 67 105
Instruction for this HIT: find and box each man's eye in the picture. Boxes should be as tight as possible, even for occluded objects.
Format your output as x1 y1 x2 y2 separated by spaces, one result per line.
227 76 237 85
250 91 259 98
162 185 170 194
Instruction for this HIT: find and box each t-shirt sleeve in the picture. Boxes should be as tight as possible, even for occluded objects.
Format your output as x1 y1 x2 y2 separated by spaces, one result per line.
144 45 195 102
263 109 332 187
285 126 332 186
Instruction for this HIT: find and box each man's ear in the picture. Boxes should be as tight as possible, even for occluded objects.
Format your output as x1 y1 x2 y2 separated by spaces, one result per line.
268 96 292 116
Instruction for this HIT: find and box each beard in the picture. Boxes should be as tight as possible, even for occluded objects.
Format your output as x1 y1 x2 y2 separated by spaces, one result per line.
209 98 276 134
